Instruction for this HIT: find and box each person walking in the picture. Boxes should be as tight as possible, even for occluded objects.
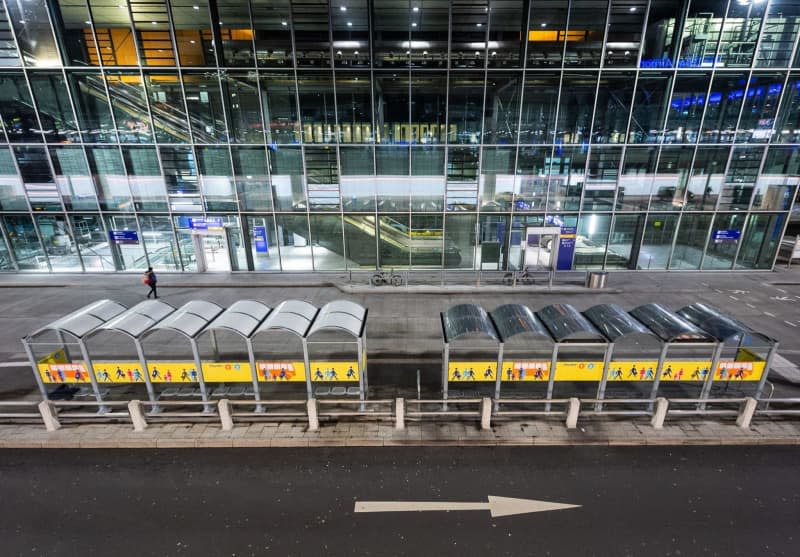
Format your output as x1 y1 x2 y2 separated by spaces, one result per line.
143 267 158 299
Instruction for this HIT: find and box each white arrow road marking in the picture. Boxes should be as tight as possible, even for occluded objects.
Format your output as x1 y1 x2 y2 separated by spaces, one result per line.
0 362 28 368
764 312 776 317
354 496 581 518
785 321 798 328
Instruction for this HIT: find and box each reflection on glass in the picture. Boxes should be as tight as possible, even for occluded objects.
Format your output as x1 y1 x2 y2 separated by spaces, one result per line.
139 215 179 270
489 0 526 68
736 213 785 269
261 72 300 144
409 0 448 69
686 146 728 211
736 72 785 143
665 72 709 144
583 147 621 210
298 71 336 144
670 213 712 269
122 146 168 211
575 213 611 269
483 73 521 144
0 73 42 143
701 72 748 143
637 214 677 269
702 213 744 270
71 214 115 271
640 0 681 67
411 214 444 268
477 214 509 270
604 1 646 67
678 0 725 68
546 146 584 211
310 215 345 270
67 71 117 143
218 0 255 67
5 1 61 66
87 0 139 65
54 0 98 66
649 146 693 211
411 73 446 143
445 214 476 269
774 74 800 143
225 71 264 143
144 72 191 143
252 0 293 67
374 73 409 144
343 215 376 269
718 0 765 68
231 146 271 211
50 146 98 211
37 214 81 271
756 2 800 68
304 146 340 211
378 214 410 267
608 213 643 269
564 0 608 67
269 145 305 211
14 146 60 211
336 72 373 143
28 73 79 143
87 146 133 211
450 3 487 69
132 1 175 65
515 146 548 211
480 147 515 211
104 72 153 143
619 146 657 211
527 0 568 67
292 0 330 66
628 73 671 143
276 214 312 271
447 72 483 144
105 214 146 270
0 148 26 210
3 215 47 270
557 73 597 144
719 146 762 210
183 71 227 142
340 146 375 211
160 146 201 211
197 146 236 210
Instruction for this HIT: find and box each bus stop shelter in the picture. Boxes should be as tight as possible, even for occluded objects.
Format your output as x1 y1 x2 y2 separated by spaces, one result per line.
85 299 176 406
536 304 609 405
22 299 128 404
584 303 663 404
677 303 778 400
489 304 554 403
252 299 319 399
306 300 368 400
441 303 500 401
629 303 717 402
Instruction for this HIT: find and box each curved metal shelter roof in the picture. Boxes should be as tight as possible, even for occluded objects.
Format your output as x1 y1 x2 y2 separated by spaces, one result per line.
489 304 552 342
584 304 658 343
255 300 318 338
536 304 605 343
630 304 714 343
441 304 499 343
93 300 176 339
30 299 128 339
204 300 272 338
677 303 773 345
145 300 224 339
308 300 367 338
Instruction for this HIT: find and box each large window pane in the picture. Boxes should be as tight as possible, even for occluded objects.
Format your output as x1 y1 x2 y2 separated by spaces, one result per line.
336 72 373 143
409 0 448 69
122 146 167 211
144 72 191 143
719 146 762 210
574 213 611 269
628 72 671 143
260 72 300 144
252 0 293 67
298 71 336 144
583 147 621 210
343 215 376 269
86 146 133 211
3 215 47 270
67 71 118 143
14 146 60 211
104 71 153 143
619 146 657 211
701 72 748 143
702 213 745 270
225 71 264 143
246 215 280 271
310 215 345 270
411 72 446 143
0 147 26 210
736 213 786 269
0 2 21 68
183 71 227 142
556 72 597 144
756 1 800 68
603 0 647 67
447 72 483 144
0 72 42 142
718 0 766 68
686 146 729 211
444 214 475 269
519 71 559 144
51 146 98 211
640 0 681 68
374 73 409 144
736 72 785 143
527 1 568 68
28 72 79 143
546 146 584 211
139 215 179 270
564 0 608 67
593 72 634 143
483 73 520 144
71 214 115 272
678 0 725 68
450 2 488 69
411 214 443 268
477 214 509 270
670 213 712 269
131 0 176 66
218 0 255 67
5 0 60 67
276 214 312 271
54 0 98 67
650 146 694 211
304 146 341 210
376 146 409 211
340 146 375 211
774 73 800 143
607 213 644 269
87 0 139 66
197 146 236 211
105 214 146 271
231 146 271 211
479 146 515 211
488 0 525 69
269 145 306 211
637 214 677 270
515 146 548 211
378 214 410 267
170 0 216 66
37 214 81 271
665 72 709 144
292 0 330 67
160 146 201 211
333 0 370 69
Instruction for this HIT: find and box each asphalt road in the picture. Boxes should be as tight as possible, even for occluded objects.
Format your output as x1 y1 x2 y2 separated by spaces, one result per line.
1 447 799 556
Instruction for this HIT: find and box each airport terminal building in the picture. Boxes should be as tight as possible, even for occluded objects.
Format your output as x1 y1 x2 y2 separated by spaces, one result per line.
0 0 797 273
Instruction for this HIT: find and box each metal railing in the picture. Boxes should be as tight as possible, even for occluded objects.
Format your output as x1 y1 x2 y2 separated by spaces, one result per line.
8 395 800 434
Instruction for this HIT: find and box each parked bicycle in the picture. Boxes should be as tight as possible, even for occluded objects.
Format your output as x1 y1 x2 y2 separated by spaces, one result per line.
502 270 536 286
370 269 404 287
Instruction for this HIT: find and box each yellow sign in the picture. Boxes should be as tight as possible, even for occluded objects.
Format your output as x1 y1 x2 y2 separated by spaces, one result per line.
256 361 307 382
309 361 360 382
554 361 604 381
447 361 496 382
38 348 68 365
95 361 147 383
202 362 253 383
714 360 764 381
37 362 91 384
500 361 550 381
607 361 659 381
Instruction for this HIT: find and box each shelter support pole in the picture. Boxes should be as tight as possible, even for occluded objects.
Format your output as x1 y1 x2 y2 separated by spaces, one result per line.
755 342 779 400
134 340 158 412
78 341 106 412
595 343 614 412
362 333 368 394
189 339 211 412
493 344 504 412
56 330 68 360
648 343 670 412
442 343 449 411
23 339 49 401
302 338 313 401
545 344 559 412
357 337 366 412
699 342 723 410
245 340 263 413
210 330 219 360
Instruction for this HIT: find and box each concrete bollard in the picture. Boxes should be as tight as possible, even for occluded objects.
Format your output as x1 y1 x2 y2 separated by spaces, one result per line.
480 397 492 430
566 397 580 429
127 400 148 432
38 400 61 432
218 399 234 431
307 398 319 431
650 397 669 430
736 397 758 430
395 397 405 430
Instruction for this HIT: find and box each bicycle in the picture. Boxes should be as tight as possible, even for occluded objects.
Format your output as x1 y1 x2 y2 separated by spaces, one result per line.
370 269 404 287
502 270 536 286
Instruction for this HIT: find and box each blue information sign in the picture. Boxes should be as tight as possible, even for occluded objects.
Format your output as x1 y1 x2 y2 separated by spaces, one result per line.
188 217 224 230
254 226 269 253
557 226 576 271
712 229 741 243
108 230 139 244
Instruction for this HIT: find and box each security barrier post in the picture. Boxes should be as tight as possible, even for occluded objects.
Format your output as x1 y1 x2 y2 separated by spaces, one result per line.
218 399 234 431
755 341 779 400
480 397 492 430
566 397 580 429
245 340 263 413
395 397 405 430
134 340 159 412
545 344 559 412
189 338 211 412
736 397 757 430
493 344 504 412
699 342 723 410
78 342 107 413
128 400 148 432
648 343 670 411
595 342 614 411
38 400 60 432
307 397 319 431
650 397 668 429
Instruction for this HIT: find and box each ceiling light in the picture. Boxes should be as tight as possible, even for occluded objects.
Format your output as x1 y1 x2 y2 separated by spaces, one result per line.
411 22 417 27
540 22 547 27
629 6 636 11
190 40 196 44
423 50 428 55
337 50 342 55
624 50 630 55
281 21 287 26
347 21 352 26
354 50 359 55
193 5 199 9
151 21 157 24
476 22 482 27
85 20 91 24
340 5 347 11
412 6 419 12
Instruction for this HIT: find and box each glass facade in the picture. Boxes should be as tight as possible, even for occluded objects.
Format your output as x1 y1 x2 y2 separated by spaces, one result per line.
0 0 797 273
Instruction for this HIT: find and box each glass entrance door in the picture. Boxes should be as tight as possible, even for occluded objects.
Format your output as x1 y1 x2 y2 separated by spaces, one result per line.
192 231 232 272
523 226 559 271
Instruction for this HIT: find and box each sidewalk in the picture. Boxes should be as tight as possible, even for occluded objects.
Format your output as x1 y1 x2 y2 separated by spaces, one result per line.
2 417 799 449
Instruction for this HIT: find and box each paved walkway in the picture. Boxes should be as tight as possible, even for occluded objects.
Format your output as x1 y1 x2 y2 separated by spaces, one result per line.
2 417 799 449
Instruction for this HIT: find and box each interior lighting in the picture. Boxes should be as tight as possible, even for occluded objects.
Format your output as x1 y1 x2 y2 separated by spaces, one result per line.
411 22 417 27
476 22 483 27
193 4 199 9
340 5 347 11
281 21 288 26
151 21 157 24
540 22 547 27
347 21 352 26
629 6 636 11
85 20 91 24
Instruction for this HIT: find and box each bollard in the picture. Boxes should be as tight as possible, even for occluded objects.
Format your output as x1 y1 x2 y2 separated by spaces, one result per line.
127 400 148 432
38 400 61 432
566 397 580 429
480 397 492 430
218 399 234 431
395 397 405 430
650 397 668 430
307 398 319 431
736 397 758 430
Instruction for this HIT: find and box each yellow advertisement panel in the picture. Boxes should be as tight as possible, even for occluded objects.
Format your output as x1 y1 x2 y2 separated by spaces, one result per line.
37 362 91 384
202 362 253 383
256 361 307 382
657 361 711 382
554 361 604 381
500 361 551 382
94 361 146 383
447 361 496 382
38 348 69 365
309 361 360 382
714 360 765 382
607 361 659 381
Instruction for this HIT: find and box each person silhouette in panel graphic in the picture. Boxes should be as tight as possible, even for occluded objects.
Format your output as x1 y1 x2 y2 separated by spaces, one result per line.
628 365 638 378
74 369 83 382
151 366 160 379
452 368 461 381
662 365 673 379
518 366 525 381
675 369 684 381
127 369 134 381
484 366 493 379
45 370 53 382
164 371 172 382
181 369 189 382
133 370 143 382
101 370 110 382
506 368 513 381
315 368 324 380
464 368 475 380
57 370 65 382
347 366 356 379
734 368 745 380
329 369 338 381
279 367 288 381
644 367 654 380
190 369 198 382
116 366 125 380
534 367 545 380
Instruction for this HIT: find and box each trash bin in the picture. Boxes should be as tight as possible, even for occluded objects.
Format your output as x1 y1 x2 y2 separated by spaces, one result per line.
586 271 608 289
